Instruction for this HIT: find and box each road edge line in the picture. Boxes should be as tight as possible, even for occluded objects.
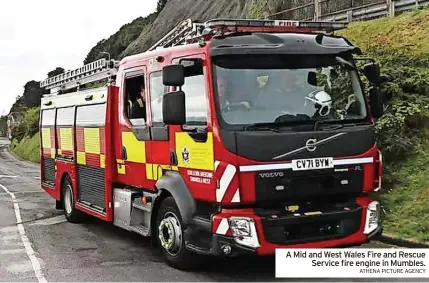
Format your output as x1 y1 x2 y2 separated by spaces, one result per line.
0 183 48 283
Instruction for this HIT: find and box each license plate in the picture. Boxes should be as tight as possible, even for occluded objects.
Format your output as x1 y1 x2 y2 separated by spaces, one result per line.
291 157 333 171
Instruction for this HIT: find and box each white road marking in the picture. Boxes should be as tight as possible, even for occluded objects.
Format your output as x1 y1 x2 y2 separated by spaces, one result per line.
0 175 18 178
29 215 66 226
0 191 45 197
0 183 47 283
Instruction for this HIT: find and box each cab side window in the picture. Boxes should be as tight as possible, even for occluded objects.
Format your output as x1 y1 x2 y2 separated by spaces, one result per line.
124 73 146 126
183 68 207 126
150 71 165 125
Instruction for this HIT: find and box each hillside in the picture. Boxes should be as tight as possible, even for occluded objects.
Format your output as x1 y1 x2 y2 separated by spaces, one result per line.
7 2 429 242
337 8 429 241
89 0 382 60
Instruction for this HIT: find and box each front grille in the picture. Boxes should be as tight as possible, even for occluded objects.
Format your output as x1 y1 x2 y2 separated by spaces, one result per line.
255 166 364 202
258 202 362 245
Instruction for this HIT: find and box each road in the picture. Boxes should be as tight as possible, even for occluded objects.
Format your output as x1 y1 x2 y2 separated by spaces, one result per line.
0 137 418 282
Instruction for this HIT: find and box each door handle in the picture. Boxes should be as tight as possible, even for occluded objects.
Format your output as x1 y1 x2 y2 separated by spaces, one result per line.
122 146 127 160
170 150 178 166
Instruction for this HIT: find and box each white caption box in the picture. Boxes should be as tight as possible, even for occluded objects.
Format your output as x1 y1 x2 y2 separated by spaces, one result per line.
275 248 429 278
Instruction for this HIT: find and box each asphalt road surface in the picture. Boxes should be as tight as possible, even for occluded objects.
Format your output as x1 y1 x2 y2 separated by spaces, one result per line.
0 137 421 282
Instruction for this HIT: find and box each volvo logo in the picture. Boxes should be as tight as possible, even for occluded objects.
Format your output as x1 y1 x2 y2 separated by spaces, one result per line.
259 172 284 178
305 139 317 152
272 132 347 160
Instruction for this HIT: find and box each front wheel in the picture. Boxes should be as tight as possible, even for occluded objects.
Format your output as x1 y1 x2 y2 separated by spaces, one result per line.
62 177 86 223
156 196 202 270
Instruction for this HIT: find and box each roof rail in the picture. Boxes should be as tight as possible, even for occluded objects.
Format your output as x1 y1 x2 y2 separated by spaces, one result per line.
204 18 348 35
146 18 348 51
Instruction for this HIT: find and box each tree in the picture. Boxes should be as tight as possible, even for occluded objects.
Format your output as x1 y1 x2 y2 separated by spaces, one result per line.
23 80 44 108
48 67 65 78
156 0 168 13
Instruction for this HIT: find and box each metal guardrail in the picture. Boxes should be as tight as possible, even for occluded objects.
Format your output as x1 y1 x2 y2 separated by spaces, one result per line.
268 0 429 23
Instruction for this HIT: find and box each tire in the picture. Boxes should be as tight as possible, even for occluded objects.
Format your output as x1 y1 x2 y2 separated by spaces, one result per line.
155 196 202 270
62 176 86 223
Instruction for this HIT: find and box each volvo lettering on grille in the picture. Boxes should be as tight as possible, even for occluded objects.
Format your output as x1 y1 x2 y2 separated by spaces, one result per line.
259 172 284 178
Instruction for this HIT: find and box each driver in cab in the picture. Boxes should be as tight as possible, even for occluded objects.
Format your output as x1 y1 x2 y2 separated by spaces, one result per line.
217 76 251 110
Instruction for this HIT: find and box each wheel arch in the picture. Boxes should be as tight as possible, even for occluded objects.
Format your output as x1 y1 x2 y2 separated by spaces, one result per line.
150 170 196 245
56 172 72 209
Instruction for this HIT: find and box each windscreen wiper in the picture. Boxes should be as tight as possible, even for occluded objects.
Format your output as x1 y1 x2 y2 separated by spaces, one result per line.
244 123 287 133
313 119 358 131
244 120 313 132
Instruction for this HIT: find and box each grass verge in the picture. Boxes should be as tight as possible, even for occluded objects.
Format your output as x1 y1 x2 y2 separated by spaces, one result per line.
377 130 429 242
10 132 40 164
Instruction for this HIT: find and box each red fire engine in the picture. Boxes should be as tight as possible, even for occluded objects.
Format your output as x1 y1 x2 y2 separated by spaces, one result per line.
39 18 384 270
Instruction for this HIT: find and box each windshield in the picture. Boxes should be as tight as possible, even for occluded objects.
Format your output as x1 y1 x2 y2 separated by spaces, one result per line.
212 55 368 127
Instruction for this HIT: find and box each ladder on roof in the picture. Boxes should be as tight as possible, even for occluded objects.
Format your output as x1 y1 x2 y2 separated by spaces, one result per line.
40 58 120 94
147 19 206 51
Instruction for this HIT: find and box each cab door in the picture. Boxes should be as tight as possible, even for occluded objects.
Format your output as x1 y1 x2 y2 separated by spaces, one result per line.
168 53 217 201
144 61 170 182
116 65 152 188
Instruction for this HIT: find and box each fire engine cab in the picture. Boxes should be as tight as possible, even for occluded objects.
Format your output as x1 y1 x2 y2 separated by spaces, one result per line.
39 18 384 270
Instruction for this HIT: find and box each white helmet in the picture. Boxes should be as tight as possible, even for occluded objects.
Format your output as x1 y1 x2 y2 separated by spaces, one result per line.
305 90 332 117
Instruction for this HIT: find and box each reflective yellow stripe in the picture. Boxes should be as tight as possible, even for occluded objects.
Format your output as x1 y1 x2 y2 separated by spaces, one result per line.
122 132 146 163
84 128 100 154
146 163 179 180
57 149 63 155
60 128 73 151
50 148 56 159
137 98 143 107
117 163 126 174
116 159 124 164
77 152 86 165
42 128 51 149
100 154 105 169
146 164 154 180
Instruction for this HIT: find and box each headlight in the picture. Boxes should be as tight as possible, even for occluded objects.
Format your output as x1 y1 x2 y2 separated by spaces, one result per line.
229 218 251 236
364 201 381 235
228 217 260 248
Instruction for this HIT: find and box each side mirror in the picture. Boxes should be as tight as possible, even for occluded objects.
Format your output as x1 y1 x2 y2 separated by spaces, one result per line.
368 87 384 119
163 91 186 125
307 72 317 86
163 65 185 87
363 62 381 86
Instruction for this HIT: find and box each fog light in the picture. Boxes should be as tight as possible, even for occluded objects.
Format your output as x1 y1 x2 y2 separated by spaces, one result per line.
221 245 232 255
228 217 260 248
364 201 381 235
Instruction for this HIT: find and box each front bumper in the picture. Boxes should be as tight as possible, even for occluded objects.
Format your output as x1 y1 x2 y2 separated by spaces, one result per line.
186 196 382 256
